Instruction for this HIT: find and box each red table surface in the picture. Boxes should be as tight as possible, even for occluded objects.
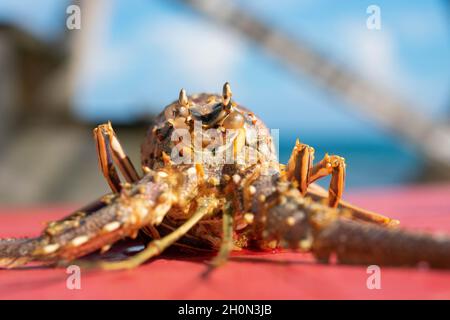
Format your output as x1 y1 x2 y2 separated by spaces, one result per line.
1 184 450 300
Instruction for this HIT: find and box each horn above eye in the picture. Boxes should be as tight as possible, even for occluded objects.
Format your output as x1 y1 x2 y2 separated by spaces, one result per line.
222 82 232 107
178 88 188 107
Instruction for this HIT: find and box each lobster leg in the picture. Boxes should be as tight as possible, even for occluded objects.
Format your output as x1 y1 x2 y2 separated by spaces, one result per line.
285 139 314 194
309 153 345 208
93 122 140 193
86 196 219 270
306 184 398 226
285 141 396 226
209 202 234 268
286 140 345 208
93 124 121 193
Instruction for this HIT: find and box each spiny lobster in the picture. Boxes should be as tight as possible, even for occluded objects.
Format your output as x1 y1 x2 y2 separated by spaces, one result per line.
1 83 450 270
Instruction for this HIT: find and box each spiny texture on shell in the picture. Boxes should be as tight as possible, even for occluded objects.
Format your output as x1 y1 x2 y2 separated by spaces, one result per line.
2 83 450 270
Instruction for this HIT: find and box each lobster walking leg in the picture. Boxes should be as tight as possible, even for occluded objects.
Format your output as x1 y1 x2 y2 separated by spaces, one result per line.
93 122 140 193
209 202 234 268
88 196 219 270
93 124 122 193
307 184 398 226
286 140 345 208
309 153 345 208
285 141 394 226
285 139 314 194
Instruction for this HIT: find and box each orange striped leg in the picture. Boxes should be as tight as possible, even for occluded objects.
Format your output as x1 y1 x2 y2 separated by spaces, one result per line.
286 140 345 208
93 122 140 193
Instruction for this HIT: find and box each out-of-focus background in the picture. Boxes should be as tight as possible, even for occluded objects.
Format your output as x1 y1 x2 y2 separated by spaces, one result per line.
0 0 449 204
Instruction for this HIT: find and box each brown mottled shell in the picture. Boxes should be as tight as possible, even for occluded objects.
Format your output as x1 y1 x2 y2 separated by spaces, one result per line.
141 93 277 178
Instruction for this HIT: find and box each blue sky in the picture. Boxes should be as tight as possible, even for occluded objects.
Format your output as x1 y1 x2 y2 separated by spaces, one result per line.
1 0 448 136
0 0 449 186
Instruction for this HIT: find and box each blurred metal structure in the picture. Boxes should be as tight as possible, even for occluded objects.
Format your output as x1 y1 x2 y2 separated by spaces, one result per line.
180 0 450 172
0 4 151 204
0 24 66 147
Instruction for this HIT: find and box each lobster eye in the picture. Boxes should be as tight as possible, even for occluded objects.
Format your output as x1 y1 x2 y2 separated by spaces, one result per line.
190 102 226 126
222 111 244 129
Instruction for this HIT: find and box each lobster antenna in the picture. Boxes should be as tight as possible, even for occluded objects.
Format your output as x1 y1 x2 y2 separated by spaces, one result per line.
178 88 189 107
222 82 232 106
